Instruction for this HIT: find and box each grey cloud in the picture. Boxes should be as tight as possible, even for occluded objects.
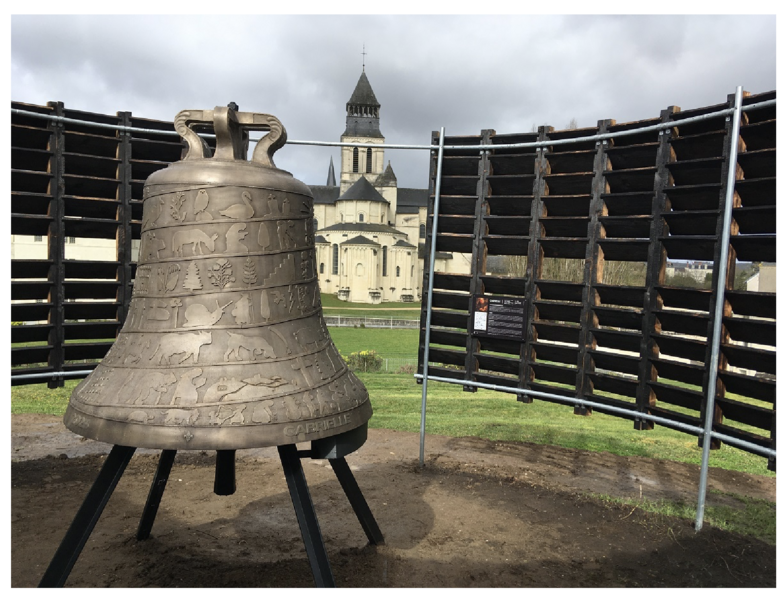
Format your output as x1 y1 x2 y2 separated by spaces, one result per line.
12 14 776 190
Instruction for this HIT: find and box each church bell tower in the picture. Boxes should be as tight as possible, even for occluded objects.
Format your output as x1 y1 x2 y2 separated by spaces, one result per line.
340 70 385 193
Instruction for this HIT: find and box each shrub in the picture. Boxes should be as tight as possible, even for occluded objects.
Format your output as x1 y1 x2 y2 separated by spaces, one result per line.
343 350 383 372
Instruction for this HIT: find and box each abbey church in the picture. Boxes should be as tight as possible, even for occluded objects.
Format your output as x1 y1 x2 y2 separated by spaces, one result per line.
308 71 466 303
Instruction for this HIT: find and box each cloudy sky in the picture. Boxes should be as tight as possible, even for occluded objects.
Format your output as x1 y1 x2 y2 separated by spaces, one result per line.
10 12 777 190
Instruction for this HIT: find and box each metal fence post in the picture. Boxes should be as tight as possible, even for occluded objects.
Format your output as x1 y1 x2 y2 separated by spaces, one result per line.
695 86 744 532
420 127 446 467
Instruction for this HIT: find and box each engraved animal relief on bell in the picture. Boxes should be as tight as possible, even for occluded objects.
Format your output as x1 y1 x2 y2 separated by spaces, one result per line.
64 106 372 450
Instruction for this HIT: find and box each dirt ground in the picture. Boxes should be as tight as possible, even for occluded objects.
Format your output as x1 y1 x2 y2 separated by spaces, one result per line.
10 413 777 588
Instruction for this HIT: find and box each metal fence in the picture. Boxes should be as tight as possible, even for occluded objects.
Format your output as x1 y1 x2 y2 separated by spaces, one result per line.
323 316 420 329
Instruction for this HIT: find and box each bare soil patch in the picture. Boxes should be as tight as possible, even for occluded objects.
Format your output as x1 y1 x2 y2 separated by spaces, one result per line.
11 414 776 587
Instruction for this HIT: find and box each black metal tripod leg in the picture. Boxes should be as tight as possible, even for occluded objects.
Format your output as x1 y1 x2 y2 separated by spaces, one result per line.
329 457 384 545
39 444 136 588
137 449 177 541
214 449 237 496
278 444 336 588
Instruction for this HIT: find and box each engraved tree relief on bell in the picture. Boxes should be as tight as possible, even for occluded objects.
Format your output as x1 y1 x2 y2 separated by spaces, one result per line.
64 106 372 450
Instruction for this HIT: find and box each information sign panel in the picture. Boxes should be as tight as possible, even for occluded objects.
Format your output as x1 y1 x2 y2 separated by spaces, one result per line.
470 296 525 342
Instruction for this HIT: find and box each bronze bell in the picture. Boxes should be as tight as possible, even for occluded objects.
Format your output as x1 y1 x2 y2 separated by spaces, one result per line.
64 106 372 450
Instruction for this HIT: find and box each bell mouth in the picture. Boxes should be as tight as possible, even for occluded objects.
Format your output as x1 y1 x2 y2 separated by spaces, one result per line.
63 398 372 451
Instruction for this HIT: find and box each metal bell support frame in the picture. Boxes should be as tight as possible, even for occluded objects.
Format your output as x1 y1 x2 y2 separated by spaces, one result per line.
39 106 383 588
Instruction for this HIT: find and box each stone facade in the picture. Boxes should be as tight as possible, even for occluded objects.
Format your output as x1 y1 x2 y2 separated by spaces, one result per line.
310 70 469 303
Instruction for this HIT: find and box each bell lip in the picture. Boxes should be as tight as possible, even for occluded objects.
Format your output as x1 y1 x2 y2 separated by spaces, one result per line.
62 401 373 451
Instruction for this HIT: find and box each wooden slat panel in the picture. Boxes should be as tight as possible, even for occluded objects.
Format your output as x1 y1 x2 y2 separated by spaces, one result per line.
532 363 577 386
733 206 776 234
718 397 774 430
64 302 120 321
535 301 582 323
432 272 471 292
485 216 530 236
64 321 121 341
545 173 593 195
486 196 534 216
656 311 709 337
441 156 481 176
603 167 656 193
428 347 467 367
12 346 52 366
534 322 581 344
590 373 638 399
599 239 650 261
723 316 776 346
601 192 655 216
438 196 479 215
532 342 578 365
430 310 468 329
481 275 526 297
438 215 476 234
63 342 112 362
653 334 708 363
489 153 536 176
658 286 711 311
595 284 646 308
591 329 642 352
539 238 588 259
738 149 776 179
429 329 467 349
477 354 520 376
542 195 592 217
545 151 596 173
484 235 529 256
721 344 776 374
720 371 775 403
599 216 652 239
591 351 640 376
593 306 643 330
730 234 776 262
726 290 776 319
431 291 470 311
650 382 702 410
663 211 719 236
536 281 584 302
487 175 535 196
734 177 775 207
11 324 51 344
11 303 52 323
652 359 705 387
436 233 474 253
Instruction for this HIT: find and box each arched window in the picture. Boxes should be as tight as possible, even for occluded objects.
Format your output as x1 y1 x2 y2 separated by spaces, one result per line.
313 218 318 232
419 223 426 238
332 244 339 275
352 147 359 173
366 147 372 173
382 246 388 277
396 265 400 277
319 263 324 274
359 213 365 222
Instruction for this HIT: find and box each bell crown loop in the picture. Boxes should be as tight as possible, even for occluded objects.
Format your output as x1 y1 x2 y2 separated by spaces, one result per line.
174 106 288 168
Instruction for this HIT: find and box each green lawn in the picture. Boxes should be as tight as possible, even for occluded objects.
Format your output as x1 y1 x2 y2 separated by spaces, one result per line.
320 294 422 319
329 327 419 356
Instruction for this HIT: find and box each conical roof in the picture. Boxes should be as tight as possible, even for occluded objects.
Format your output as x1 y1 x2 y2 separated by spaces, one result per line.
326 157 337 186
348 72 380 107
374 162 397 187
338 176 389 203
